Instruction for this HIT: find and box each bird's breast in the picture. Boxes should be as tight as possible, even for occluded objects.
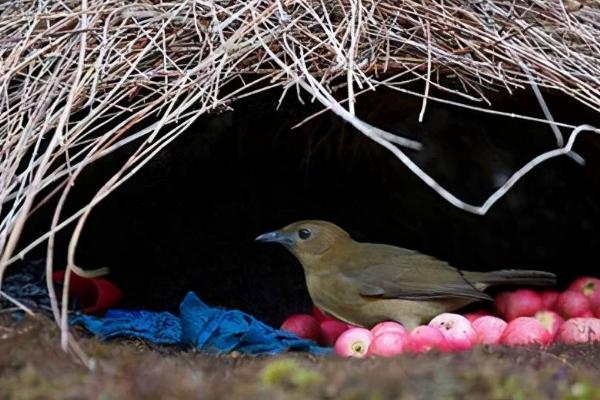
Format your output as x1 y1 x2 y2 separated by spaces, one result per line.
304 272 366 322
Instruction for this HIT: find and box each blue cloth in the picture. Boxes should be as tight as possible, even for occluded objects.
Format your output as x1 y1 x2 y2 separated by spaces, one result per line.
72 310 182 345
72 291 331 355
2 259 52 313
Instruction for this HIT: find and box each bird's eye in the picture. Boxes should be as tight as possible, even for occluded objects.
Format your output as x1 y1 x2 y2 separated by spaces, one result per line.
298 228 311 240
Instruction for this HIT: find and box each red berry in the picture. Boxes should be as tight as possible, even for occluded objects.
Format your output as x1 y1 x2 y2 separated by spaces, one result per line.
281 314 320 343
501 317 551 346
556 291 591 319
319 320 348 346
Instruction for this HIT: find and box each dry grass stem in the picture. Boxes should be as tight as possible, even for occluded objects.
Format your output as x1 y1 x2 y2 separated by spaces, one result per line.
0 0 599 355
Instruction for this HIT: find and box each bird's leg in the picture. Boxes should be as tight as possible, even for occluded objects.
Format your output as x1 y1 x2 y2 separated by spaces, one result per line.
396 316 421 331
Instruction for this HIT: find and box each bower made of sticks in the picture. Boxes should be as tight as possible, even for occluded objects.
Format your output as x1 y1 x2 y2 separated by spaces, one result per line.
1 1 600 327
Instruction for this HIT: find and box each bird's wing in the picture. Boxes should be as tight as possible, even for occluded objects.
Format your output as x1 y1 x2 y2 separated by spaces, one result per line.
344 251 492 301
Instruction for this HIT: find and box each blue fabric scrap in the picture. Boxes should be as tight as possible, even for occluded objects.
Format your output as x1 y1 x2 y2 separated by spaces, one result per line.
72 291 331 356
2 259 52 313
71 309 182 345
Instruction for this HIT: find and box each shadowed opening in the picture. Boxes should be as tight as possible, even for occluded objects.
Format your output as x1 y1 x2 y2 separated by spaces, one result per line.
15 88 600 326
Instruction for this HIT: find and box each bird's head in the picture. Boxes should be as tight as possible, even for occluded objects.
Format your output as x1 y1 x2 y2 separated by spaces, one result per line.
255 220 351 265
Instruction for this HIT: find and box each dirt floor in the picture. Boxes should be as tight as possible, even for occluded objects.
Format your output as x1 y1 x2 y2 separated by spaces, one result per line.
1 315 600 399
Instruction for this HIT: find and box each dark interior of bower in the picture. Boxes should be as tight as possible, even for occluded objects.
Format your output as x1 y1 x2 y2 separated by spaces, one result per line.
15 85 600 327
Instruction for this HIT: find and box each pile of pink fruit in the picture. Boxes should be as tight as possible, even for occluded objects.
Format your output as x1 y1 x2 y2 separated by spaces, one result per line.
281 277 600 358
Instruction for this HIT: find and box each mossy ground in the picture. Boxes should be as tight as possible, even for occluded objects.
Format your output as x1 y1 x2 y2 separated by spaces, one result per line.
2 315 600 400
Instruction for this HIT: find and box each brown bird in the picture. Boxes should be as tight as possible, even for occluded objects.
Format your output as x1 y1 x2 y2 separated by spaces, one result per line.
256 220 556 329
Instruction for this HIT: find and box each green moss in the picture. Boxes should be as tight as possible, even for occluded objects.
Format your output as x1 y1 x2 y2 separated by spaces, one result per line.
1 364 62 400
568 380 600 400
337 389 384 400
260 359 322 390
491 375 529 400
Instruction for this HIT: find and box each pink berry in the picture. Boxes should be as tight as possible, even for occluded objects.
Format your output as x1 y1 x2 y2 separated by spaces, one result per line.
557 318 600 344
312 306 328 322
464 311 491 323
312 306 341 323
407 326 450 353
367 332 408 357
534 310 564 340
472 316 507 345
371 321 407 337
540 290 560 311
582 310 595 318
503 289 542 321
429 313 477 351
319 320 348 346
334 328 373 358
556 290 591 319
501 317 551 346
569 277 600 309
281 314 320 343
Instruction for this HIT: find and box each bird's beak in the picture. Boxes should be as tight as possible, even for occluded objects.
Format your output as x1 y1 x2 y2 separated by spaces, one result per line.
255 230 294 246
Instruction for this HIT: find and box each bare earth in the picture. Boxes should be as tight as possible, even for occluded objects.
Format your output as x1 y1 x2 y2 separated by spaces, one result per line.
1 315 600 400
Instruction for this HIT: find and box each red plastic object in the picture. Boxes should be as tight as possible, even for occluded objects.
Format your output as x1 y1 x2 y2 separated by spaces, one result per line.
52 271 123 315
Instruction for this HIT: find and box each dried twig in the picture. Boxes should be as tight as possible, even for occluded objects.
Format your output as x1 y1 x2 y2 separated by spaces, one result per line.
0 0 599 353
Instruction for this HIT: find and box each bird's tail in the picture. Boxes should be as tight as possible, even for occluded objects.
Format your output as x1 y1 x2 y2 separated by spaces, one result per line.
464 269 556 287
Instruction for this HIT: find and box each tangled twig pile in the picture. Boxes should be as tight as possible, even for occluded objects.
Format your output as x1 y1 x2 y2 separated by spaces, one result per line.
1 0 600 359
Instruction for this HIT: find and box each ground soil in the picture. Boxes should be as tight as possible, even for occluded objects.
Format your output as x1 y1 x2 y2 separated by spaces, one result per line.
2 315 600 400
